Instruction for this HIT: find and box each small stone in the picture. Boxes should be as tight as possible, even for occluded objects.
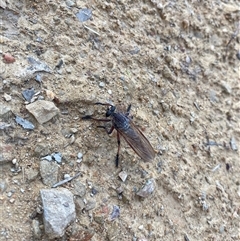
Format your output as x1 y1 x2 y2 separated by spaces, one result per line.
0 105 12 120
9 198 15 203
108 89 112 95
220 81 232 94
32 219 42 239
52 152 62 164
110 205 120 221
75 197 85 212
136 179 155 198
76 8 92 22
26 100 59 124
85 200 96 211
64 174 70 179
25 168 39 182
34 144 50 157
7 191 13 197
73 181 86 197
15 116 35 130
138 225 144 230
99 82 105 88
118 171 128 182
77 152 83 159
22 88 35 102
3 53 15 63
40 160 59 186
3 93 11 102
230 137 238 151
0 180 8 193
12 158 17 165
65 0 75 7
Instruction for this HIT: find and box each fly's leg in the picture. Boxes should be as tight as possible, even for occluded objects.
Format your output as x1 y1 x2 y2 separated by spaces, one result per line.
96 125 114 135
82 115 111 122
115 132 121 167
126 104 131 116
97 125 120 167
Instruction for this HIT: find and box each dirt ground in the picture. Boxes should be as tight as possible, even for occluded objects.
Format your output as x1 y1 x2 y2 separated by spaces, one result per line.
0 0 239 240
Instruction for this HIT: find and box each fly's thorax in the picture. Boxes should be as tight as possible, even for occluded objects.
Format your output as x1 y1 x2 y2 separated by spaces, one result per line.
112 113 130 131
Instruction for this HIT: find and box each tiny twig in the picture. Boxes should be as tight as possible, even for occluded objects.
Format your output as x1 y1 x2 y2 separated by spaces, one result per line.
83 24 100 36
52 172 81 188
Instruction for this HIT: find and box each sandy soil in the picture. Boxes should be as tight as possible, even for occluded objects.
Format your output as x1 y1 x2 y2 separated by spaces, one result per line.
0 0 239 240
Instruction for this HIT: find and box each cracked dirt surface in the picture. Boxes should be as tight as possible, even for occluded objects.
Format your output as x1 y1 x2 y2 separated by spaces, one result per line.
0 0 239 240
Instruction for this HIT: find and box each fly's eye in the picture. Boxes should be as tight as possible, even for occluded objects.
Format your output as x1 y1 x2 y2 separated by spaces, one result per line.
106 105 115 117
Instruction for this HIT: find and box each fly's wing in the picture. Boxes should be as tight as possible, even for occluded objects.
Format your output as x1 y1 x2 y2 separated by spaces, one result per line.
118 121 155 162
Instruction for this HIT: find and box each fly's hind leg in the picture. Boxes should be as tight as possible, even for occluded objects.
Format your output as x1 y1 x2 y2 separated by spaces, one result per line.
115 132 121 167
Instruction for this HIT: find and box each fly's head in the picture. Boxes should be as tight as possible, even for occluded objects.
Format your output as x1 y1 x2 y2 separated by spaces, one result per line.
106 105 116 117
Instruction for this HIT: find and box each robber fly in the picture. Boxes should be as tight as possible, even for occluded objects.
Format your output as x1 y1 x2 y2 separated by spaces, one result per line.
82 102 155 167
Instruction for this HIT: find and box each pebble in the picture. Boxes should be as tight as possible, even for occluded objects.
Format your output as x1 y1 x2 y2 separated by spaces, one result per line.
25 168 39 182
118 171 128 182
77 152 83 159
0 105 12 120
138 225 144 230
52 152 62 164
64 174 70 179
34 144 50 157
7 191 13 197
99 82 105 88
15 116 35 130
85 200 96 211
136 178 155 198
230 137 238 151
65 0 75 7
12 158 17 165
22 88 35 102
110 205 120 221
3 53 15 63
26 100 60 124
40 160 59 186
73 181 86 197
76 8 92 22
9 198 15 203
220 81 232 94
32 219 42 239
3 93 11 101
0 180 8 193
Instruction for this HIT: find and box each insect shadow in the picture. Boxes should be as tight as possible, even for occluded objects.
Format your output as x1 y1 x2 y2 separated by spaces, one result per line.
82 102 155 167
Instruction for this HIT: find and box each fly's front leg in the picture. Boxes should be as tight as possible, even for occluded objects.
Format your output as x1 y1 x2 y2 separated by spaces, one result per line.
125 104 131 116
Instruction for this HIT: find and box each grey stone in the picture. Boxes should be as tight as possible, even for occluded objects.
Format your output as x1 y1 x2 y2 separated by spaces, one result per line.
40 188 76 239
0 179 8 193
40 160 59 186
75 196 85 212
26 100 59 124
73 181 86 197
25 168 39 182
221 81 232 94
34 143 50 157
136 178 155 198
85 200 96 211
32 219 42 239
0 105 12 120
